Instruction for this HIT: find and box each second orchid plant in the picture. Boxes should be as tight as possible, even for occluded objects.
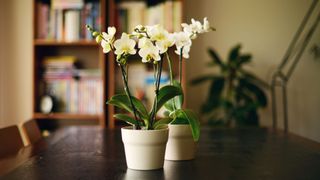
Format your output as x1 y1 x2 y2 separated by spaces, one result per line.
87 17 214 141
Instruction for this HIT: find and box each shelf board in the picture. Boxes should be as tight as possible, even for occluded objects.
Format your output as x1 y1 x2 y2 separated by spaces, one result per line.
34 39 99 46
33 113 101 120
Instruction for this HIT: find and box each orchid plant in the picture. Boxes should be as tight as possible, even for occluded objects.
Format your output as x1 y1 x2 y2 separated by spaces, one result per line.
87 17 214 141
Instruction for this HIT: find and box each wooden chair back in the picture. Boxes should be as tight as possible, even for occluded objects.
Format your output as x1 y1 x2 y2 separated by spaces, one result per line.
0 125 24 157
22 119 42 145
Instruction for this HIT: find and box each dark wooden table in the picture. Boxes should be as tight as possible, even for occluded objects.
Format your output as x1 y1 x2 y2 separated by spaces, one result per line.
1 126 320 180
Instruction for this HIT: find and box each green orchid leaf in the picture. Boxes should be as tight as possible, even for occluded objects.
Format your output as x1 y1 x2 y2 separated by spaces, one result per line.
154 117 172 129
113 114 142 126
107 94 149 120
163 110 171 117
171 117 188 124
174 109 200 141
164 100 175 112
156 85 183 113
172 80 184 109
164 81 183 111
107 95 131 112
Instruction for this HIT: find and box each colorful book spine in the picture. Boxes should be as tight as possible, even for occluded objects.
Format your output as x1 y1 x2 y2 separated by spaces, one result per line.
42 56 102 114
36 1 100 41
64 10 80 42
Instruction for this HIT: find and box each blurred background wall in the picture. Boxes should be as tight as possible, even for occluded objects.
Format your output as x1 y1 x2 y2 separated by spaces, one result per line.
0 0 33 128
185 0 320 142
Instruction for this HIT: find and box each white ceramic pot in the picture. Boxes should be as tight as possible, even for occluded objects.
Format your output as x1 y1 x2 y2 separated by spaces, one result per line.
121 126 169 170
165 124 196 160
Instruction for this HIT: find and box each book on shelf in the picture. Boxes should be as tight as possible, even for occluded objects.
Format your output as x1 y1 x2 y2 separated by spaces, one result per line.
115 0 182 33
41 56 103 114
43 56 76 80
117 1 146 33
51 0 84 10
37 2 49 39
64 10 80 42
146 3 164 28
172 1 182 32
36 1 100 41
56 9 64 41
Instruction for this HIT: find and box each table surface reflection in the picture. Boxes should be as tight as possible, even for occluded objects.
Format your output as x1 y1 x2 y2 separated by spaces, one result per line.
1 126 320 180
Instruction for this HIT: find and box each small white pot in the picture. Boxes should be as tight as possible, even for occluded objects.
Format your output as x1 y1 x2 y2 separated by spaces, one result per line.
121 126 169 170
165 124 196 161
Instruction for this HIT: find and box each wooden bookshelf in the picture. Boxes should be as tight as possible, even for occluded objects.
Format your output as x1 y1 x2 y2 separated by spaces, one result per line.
34 40 98 46
32 0 184 129
32 0 107 128
33 113 101 120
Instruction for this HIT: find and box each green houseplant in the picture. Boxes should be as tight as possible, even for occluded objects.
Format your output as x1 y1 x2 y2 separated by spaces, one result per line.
87 17 213 169
192 44 268 127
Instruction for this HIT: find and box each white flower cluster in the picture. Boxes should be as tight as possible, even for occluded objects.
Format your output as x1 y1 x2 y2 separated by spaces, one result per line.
94 17 213 63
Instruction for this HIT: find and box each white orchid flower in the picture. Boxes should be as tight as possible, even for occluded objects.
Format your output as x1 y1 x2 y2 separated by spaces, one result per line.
101 40 112 53
138 45 161 63
155 33 175 54
145 25 174 54
147 25 167 42
173 31 192 49
138 35 161 63
181 18 202 39
202 17 211 33
181 23 193 37
114 33 136 55
102 26 116 42
99 26 116 54
138 37 154 49
145 25 156 36
191 18 203 33
175 45 191 59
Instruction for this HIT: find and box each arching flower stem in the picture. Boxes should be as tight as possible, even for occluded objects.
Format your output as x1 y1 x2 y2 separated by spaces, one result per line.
150 55 164 128
179 47 184 84
119 63 141 130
